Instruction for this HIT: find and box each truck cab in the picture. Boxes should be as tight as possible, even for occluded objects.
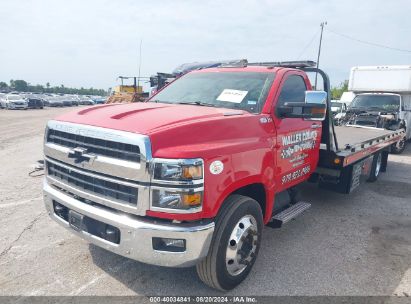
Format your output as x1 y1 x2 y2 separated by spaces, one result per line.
43 61 403 291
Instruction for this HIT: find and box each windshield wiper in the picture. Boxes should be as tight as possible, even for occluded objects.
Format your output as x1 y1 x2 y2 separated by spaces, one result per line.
177 101 216 107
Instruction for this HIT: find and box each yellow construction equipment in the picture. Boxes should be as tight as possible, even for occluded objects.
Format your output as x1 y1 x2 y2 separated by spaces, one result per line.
106 76 147 104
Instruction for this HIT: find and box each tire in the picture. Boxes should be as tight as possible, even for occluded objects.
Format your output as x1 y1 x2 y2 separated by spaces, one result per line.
391 138 406 154
196 195 263 291
367 152 382 182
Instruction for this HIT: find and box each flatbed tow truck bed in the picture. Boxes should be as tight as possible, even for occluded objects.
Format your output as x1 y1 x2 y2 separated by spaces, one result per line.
332 125 405 166
317 124 405 193
319 125 404 168
334 125 399 150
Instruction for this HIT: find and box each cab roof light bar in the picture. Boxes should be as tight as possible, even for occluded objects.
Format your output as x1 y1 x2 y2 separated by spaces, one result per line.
247 60 317 68
173 59 248 75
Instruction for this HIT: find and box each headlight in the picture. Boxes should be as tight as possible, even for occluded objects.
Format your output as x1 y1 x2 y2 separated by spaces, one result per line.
151 158 204 212
153 159 203 181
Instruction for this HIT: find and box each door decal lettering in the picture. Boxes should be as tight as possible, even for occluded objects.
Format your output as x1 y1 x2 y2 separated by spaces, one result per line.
280 130 318 160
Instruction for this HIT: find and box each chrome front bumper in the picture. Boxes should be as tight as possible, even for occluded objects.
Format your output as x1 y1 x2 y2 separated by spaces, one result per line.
43 180 214 267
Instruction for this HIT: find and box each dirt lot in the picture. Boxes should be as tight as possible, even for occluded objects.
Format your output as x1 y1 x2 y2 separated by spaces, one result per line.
0 107 410 296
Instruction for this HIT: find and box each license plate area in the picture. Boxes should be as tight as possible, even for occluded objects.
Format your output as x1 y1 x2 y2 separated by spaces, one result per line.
53 200 121 244
68 210 84 231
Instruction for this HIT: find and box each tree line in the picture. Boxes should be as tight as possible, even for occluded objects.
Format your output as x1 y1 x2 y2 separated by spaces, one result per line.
0 79 107 96
331 80 349 100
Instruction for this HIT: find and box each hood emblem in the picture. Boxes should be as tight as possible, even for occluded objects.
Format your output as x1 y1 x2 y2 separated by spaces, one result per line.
68 147 96 164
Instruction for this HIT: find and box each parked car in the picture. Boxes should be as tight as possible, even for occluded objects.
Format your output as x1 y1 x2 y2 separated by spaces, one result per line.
68 96 79 106
2 94 28 110
45 96 64 107
23 94 44 109
77 96 95 105
90 96 107 104
92 97 107 104
59 96 73 107
331 100 348 125
0 93 6 108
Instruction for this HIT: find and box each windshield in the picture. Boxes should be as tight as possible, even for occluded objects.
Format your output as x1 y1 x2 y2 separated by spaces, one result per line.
8 95 22 100
150 71 276 113
331 102 342 109
350 94 400 111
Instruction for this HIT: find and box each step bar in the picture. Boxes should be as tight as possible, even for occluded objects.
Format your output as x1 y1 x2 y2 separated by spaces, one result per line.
267 201 311 228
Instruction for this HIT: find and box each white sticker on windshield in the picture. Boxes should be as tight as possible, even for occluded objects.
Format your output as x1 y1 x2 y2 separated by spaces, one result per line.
217 89 248 103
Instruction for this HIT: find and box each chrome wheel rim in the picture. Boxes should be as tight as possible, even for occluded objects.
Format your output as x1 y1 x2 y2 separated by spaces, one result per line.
225 215 258 276
375 153 382 177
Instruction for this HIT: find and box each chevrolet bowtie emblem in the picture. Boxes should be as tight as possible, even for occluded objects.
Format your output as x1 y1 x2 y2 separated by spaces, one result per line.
68 147 96 164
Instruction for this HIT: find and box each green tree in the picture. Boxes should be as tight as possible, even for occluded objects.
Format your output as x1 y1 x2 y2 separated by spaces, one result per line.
331 80 349 100
10 79 28 92
3 79 107 96
0 82 8 90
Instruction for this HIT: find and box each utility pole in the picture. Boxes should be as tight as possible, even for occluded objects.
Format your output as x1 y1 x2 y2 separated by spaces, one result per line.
137 39 142 93
314 21 327 90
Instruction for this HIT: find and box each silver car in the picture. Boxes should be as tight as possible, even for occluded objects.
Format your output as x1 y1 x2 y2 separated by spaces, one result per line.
2 94 28 110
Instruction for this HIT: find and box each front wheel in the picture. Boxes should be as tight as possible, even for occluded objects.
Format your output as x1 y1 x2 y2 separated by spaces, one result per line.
196 195 263 291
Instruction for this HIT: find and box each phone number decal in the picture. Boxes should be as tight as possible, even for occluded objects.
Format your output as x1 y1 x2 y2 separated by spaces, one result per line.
281 165 311 184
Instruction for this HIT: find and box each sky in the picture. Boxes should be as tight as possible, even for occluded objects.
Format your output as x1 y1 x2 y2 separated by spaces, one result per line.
1 0 411 90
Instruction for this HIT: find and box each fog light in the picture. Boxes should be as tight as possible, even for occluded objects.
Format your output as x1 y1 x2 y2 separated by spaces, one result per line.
152 189 203 211
152 237 186 252
104 225 120 244
53 201 68 220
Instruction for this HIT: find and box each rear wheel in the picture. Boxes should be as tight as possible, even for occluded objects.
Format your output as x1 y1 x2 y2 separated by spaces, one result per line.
367 152 382 182
196 195 263 291
391 138 406 154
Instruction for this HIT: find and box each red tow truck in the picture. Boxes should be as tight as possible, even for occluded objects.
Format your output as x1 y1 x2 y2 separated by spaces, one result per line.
43 60 404 290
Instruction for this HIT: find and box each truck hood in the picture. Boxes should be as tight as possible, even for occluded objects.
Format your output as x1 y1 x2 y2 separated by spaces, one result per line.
55 102 247 135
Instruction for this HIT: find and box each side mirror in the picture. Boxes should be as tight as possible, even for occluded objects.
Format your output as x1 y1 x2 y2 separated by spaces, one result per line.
277 91 327 121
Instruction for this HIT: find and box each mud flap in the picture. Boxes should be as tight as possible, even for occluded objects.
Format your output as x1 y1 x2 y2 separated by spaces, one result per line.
319 156 373 194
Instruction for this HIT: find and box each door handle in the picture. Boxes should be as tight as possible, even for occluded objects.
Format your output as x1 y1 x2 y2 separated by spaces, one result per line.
311 123 321 129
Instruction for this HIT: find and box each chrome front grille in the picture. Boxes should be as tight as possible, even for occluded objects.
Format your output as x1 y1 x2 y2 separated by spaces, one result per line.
47 160 138 204
44 120 152 215
47 128 140 162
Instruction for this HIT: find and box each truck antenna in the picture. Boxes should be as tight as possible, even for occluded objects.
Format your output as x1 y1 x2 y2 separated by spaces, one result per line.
314 21 327 90
137 39 142 92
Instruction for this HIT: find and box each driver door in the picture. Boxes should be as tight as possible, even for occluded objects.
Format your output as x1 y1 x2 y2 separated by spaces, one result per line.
273 72 322 191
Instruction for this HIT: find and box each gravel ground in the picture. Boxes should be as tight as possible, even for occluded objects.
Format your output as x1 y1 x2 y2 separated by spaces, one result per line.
0 107 410 296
